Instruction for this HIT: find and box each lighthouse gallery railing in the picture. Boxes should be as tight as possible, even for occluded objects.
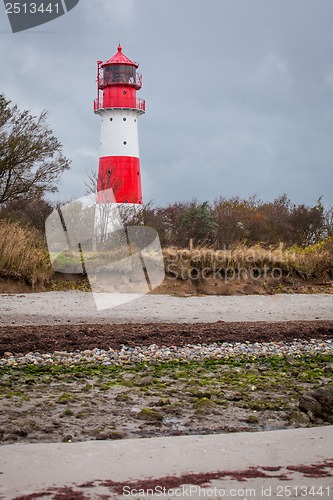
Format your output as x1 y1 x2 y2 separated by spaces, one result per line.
94 97 145 113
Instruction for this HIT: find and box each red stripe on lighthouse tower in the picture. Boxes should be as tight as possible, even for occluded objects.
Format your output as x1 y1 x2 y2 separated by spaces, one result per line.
94 45 145 204
98 156 142 203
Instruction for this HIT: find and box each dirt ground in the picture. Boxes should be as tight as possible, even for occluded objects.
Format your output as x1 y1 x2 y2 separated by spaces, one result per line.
1 320 333 355
1 274 333 296
153 275 333 297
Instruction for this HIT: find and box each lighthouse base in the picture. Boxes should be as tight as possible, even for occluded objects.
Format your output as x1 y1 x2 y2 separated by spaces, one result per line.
98 156 142 204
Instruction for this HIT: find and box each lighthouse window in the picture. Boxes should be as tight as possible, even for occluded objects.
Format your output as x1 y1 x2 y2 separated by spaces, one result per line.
123 118 126 121
122 91 127 95
110 118 113 121
123 141 127 145
103 64 136 85
134 119 137 122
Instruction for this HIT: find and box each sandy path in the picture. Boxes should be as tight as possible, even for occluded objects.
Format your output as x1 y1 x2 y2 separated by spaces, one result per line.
0 427 332 498
1 291 333 325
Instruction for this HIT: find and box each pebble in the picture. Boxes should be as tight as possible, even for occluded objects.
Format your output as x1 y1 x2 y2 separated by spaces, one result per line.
0 338 332 367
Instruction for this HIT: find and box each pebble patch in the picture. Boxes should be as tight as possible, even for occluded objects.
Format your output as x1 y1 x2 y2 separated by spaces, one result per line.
2 339 332 367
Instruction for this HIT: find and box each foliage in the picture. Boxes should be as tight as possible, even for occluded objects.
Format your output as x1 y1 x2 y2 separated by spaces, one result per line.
0 94 70 205
0 195 53 232
178 201 218 246
141 195 332 248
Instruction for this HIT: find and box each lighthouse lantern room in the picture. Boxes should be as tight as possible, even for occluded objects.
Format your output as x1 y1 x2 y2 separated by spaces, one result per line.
94 45 145 204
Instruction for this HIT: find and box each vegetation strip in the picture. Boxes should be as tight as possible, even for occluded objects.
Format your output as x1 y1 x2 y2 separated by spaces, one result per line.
1 217 333 291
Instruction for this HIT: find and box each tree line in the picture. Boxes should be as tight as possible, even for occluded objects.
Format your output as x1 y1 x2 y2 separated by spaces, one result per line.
138 196 333 248
3 193 331 249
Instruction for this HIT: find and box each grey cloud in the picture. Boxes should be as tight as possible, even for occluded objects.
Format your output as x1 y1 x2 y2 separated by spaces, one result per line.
0 0 332 207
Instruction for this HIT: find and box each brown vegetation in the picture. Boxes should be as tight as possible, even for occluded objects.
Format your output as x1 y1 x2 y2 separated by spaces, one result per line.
0 220 52 287
0 195 332 292
140 195 333 248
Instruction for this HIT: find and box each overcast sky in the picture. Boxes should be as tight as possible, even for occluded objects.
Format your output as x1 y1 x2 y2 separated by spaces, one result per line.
1 0 332 208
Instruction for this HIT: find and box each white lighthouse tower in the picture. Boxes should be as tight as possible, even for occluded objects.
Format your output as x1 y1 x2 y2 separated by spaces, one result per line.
94 44 145 204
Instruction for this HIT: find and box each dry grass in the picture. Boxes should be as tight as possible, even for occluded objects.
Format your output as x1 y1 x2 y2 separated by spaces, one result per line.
163 241 333 281
0 220 53 287
0 219 332 288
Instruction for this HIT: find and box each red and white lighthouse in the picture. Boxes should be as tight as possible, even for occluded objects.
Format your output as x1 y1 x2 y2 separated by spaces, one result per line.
94 45 145 204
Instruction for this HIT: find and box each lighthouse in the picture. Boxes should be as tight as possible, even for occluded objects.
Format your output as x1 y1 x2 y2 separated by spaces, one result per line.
94 45 145 204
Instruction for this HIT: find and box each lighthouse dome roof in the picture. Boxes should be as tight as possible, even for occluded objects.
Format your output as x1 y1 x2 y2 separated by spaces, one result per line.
102 44 139 68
